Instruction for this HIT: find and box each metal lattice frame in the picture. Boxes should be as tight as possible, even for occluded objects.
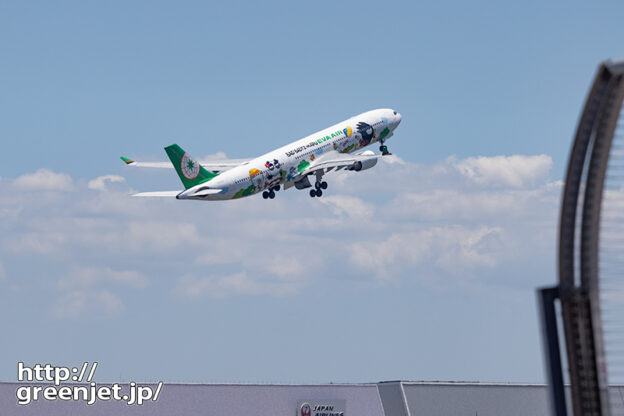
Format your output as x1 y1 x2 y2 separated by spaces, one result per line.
559 60 624 416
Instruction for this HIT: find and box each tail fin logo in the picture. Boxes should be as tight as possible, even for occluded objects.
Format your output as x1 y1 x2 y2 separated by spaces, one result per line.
181 153 200 180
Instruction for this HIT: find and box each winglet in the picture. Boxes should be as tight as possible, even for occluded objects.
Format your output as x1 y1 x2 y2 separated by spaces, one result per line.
120 156 134 165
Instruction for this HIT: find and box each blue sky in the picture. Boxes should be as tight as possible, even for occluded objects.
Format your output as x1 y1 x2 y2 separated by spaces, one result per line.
1 1 623 384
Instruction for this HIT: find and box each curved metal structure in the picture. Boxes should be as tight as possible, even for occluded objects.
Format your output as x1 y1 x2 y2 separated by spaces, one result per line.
559 60 624 416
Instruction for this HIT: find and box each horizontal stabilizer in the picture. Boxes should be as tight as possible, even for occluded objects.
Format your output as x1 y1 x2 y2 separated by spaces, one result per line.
121 157 172 168
120 156 249 172
132 191 180 197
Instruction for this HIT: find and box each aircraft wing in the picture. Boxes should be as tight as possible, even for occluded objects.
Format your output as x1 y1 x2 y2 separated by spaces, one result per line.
298 150 380 176
132 188 223 198
120 156 249 173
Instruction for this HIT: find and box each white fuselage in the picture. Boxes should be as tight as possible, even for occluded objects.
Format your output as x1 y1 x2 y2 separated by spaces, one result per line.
185 108 402 200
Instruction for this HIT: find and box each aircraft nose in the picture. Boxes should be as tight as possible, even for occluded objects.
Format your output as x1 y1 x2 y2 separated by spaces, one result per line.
391 110 402 129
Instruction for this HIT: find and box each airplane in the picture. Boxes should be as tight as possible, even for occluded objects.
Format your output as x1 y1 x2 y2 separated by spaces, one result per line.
121 108 402 200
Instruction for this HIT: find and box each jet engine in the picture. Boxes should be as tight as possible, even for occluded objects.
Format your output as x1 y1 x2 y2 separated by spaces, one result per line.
348 158 377 172
294 176 312 189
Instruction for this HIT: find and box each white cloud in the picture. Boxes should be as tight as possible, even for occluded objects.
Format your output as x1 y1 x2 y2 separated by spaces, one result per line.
451 154 553 188
201 152 229 160
4 216 203 257
53 289 123 318
176 271 303 298
318 195 375 220
88 175 125 191
381 154 407 165
434 226 503 273
59 266 148 289
124 221 201 252
0 155 559 309
264 256 304 279
13 168 74 191
386 186 559 222
10 231 68 255
348 226 503 283
51 266 146 319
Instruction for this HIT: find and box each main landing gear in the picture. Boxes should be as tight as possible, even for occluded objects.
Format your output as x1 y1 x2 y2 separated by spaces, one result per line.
379 139 392 156
310 170 328 198
309 180 327 198
262 185 280 199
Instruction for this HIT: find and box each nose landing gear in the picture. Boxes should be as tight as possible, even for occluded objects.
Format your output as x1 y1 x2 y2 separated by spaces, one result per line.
379 139 392 156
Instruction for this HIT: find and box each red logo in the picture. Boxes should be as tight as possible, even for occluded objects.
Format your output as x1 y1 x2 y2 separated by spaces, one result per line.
300 403 311 416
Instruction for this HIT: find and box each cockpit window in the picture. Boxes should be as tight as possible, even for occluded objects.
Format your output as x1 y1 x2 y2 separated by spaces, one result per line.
393 111 397 115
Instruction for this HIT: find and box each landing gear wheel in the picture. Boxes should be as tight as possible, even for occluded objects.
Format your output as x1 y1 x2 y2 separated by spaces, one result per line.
269 190 275 199
315 181 322 190
320 181 328 190
316 190 323 197
309 189 316 198
380 144 392 156
272 185 280 192
262 191 269 199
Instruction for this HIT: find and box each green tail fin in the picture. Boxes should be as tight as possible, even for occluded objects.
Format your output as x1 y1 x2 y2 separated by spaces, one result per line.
164 144 218 189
